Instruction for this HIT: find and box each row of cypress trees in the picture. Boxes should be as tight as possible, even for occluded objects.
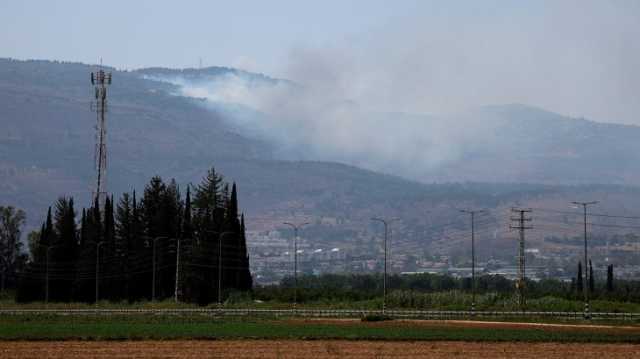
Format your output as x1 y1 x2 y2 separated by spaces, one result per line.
574 260 615 293
17 168 252 304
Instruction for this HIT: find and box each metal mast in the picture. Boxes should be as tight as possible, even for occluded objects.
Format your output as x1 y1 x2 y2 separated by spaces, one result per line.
370 217 398 314
572 201 598 319
283 222 309 311
460 209 486 313
510 208 532 311
91 64 112 208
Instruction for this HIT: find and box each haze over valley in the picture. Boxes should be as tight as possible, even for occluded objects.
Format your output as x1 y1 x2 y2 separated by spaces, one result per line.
2 1 640 285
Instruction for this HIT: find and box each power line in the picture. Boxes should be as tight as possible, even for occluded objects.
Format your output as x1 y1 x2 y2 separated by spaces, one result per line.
531 207 640 220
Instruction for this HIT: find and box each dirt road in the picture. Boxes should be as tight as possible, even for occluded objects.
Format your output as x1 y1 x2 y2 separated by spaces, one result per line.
1 340 639 358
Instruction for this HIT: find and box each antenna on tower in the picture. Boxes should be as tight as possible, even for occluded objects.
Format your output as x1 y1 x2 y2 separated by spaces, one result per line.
90 60 112 209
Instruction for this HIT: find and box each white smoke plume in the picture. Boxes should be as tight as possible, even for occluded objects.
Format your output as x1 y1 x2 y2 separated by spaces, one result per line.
150 1 640 182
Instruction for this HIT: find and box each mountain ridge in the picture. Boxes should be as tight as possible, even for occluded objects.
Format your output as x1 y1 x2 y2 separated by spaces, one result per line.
2 58 640 267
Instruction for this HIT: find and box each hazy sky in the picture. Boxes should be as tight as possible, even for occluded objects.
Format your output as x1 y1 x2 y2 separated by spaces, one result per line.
1 1 639 124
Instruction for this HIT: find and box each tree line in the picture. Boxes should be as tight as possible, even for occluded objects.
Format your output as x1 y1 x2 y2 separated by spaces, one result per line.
255 270 640 304
0 206 27 294
15 167 252 304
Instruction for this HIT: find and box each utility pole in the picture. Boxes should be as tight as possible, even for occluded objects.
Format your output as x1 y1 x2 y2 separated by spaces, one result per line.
572 201 598 319
45 245 58 305
284 222 309 311
510 208 532 311
174 238 180 303
203 231 236 307
371 217 398 314
217 232 235 308
150 237 166 302
90 63 112 209
95 242 105 304
460 210 486 313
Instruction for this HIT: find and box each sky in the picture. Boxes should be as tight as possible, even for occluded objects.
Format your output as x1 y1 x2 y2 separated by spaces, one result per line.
1 0 639 124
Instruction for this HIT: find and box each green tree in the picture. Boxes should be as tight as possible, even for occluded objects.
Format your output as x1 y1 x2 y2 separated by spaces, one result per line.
606 264 614 292
588 260 595 294
50 197 77 302
115 193 133 300
576 261 583 293
0 206 27 293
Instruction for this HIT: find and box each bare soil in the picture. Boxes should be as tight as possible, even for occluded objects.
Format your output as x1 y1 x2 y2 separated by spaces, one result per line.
1 340 639 358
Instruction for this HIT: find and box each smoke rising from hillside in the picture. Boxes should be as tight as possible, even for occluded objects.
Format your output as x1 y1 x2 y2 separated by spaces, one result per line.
158 1 640 181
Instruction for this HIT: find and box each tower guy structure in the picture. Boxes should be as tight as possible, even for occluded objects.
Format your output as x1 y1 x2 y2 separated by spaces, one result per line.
90 66 112 208
510 208 532 311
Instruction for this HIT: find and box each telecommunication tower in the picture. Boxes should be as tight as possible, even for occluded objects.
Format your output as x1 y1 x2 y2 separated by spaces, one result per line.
90 65 112 208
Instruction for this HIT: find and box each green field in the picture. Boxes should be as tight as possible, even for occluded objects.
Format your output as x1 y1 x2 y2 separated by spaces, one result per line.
1 314 639 343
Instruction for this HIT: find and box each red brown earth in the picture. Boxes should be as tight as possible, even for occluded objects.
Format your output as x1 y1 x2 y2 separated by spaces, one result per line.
1 340 639 358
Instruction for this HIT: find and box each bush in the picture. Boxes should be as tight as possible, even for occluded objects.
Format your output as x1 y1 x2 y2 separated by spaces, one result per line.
361 314 392 322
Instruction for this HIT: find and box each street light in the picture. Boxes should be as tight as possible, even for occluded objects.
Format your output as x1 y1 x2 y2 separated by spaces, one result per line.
95 241 104 304
572 201 598 319
45 244 60 305
149 236 168 302
204 230 237 308
283 222 309 310
174 238 181 303
370 217 398 314
459 209 486 313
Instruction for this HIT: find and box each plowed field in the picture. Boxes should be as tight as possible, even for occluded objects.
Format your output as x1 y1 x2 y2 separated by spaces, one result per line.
1 340 639 358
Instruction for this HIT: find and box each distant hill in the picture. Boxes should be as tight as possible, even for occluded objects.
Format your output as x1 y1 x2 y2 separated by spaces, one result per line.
431 104 640 184
2 58 640 268
139 65 640 186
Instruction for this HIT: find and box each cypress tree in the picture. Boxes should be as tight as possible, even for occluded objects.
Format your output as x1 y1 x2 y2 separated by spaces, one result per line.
72 209 87 301
576 261 583 293
51 197 77 302
18 169 252 303
192 168 224 304
142 176 166 239
588 260 595 294
182 186 193 240
130 190 149 302
73 200 100 303
160 179 182 298
180 186 194 302
238 213 252 291
115 193 133 301
103 196 118 300
141 177 166 300
606 264 614 292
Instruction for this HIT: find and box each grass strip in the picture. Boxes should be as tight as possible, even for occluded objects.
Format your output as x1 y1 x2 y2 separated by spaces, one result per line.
0 315 639 343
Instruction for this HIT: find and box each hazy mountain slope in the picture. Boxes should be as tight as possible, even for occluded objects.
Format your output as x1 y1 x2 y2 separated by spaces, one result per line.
0 59 271 225
2 58 640 267
138 66 640 185
433 104 640 184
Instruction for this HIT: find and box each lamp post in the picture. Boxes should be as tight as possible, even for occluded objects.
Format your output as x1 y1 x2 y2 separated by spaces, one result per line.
572 201 598 319
150 236 168 302
45 244 59 305
217 232 235 308
283 222 309 310
174 238 180 303
204 230 236 308
370 217 398 314
95 241 104 304
460 210 486 313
